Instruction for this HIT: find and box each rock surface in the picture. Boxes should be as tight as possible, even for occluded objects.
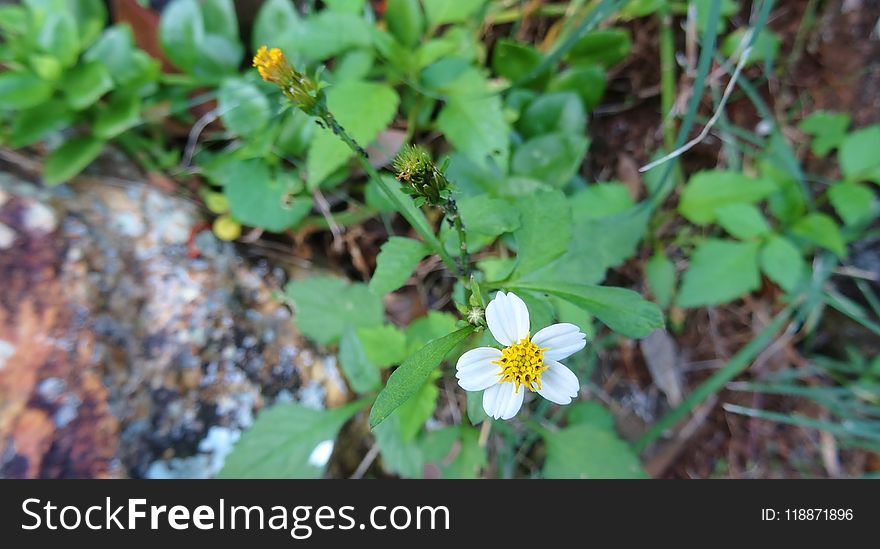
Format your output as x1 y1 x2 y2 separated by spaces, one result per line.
0 168 346 478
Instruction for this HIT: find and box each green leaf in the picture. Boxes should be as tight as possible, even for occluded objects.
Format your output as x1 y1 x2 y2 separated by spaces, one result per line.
224 161 313 232
0 71 53 110
420 426 459 464
678 170 776 224
396 378 439 442
374 412 424 478
511 132 589 188
324 0 366 13
370 326 474 428
159 0 204 74
368 237 428 296
93 92 141 139
386 0 424 48
677 239 761 308
405 312 459 354
423 0 486 26
517 92 586 138
286 276 385 345
570 182 634 219
218 401 365 478
510 281 664 339
828 181 877 226
567 402 615 429
547 64 606 110
64 60 114 110
251 0 305 60
84 26 142 86
68 0 107 48
442 427 486 479
646 250 676 309
721 28 780 66
338 327 381 393
839 125 880 183
798 111 850 157
357 324 407 368
443 195 520 255
201 0 238 40
492 39 542 82
217 78 270 137
566 28 632 67
307 81 399 187
511 190 572 278
37 11 79 67
8 100 71 147
790 213 847 257
541 422 646 479
436 88 509 169
466 390 487 425
298 11 372 61
714 203 770 239
43 136 105 185
759 235 804 293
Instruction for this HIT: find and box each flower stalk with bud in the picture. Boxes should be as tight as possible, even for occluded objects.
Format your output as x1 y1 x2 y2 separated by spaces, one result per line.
253 46 457 272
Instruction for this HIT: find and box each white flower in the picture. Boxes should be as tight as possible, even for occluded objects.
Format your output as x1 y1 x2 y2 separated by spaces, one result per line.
455 291 586 420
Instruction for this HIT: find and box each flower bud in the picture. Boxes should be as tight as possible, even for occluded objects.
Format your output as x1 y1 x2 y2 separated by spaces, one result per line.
392 145 451 207
253 46 320 114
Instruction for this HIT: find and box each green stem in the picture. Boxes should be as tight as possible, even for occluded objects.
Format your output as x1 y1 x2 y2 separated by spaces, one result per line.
444 198 470 275
658 6 676 153
317 104 459 274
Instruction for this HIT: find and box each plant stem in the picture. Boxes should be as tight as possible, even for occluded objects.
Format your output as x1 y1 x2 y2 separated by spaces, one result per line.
444 198 470 275
316 104 459 274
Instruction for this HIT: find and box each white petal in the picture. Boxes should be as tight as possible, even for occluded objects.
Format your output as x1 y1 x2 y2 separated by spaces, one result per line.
486 291 530 346
482 381 525 420
536 360 580 405
532 323 587 361
455 347 503 391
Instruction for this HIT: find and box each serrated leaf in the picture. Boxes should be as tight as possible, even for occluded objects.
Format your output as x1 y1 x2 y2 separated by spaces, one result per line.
357 324 407 368
570 182 634 219
511 281 663 338
338 327 381 393
798 111 850 157
677 239 761 308
678 170 776 224
511 132 589 188
790 213 847 257
828 181 877 226
436 90 509 169
715 203 770 239
217 78 270 137
759 235 804 293
370 326 475 428
286 276 385 345
368 237 428 296
511 189 572 278
839 126 880 183
223 161 313 232
43 136 105 185
443 195 520 255
307 81 399 187
646 250 675 308
542 421 646 479
218 401 365 478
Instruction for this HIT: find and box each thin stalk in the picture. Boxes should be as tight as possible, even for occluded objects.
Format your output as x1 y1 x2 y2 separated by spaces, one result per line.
317 104 459 273
444 198 470 275
658 5 676 153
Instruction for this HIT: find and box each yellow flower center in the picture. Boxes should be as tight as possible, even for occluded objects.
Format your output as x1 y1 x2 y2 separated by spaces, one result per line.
252 46 290 84
494 336 548 393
